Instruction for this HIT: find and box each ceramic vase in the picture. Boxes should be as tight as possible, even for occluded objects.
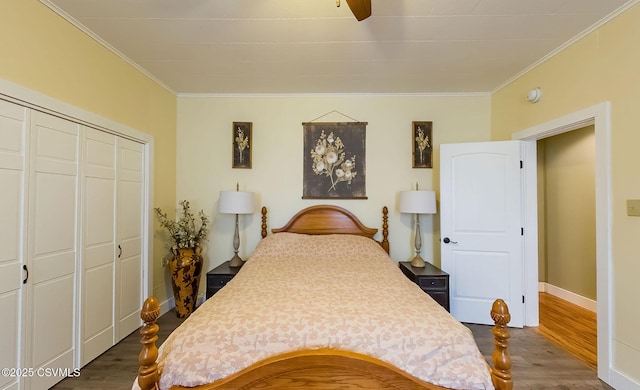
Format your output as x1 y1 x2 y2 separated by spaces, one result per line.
168 246 203 318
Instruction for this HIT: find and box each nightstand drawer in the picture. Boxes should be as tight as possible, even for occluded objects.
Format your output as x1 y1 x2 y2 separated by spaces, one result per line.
426 291 449 311
399 261 450 312
418 277 447 290
206 261 242 299
206 277 232 298
211 276 233 286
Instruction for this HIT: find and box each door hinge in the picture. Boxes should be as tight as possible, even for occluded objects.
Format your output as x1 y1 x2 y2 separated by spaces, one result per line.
521 227 524 236
520 160 523 169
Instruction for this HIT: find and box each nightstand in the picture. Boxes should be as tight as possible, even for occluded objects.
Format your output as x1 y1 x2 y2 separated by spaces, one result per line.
399 261 450 312
206 261 242 299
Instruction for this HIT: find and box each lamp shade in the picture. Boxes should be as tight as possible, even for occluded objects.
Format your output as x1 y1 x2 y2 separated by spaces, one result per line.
399 190 437 214
218 191 255 214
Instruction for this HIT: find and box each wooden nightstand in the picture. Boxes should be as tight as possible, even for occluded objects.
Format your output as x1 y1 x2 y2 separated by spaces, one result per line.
206 261 242 299
399 261 450 312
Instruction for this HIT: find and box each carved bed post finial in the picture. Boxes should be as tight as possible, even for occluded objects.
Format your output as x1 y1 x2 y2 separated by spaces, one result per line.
261 206 268 239
138 296 160 390
381 206 390 253
490 299 513 390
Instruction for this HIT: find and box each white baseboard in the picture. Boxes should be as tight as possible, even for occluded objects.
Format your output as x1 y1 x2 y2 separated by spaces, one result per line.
539 282 597 313
157 294 205 317
609 368 640 390
158 297 175 316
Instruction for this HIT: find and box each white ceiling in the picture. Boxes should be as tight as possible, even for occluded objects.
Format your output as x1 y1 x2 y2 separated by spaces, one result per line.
42 0 633 94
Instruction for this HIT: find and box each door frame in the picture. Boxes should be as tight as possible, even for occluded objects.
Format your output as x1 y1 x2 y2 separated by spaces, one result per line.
512 101 611 382
0 77 154 367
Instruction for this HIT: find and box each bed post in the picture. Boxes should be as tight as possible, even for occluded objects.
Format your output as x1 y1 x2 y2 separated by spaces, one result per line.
381 206 390 254
138 296 160 390
261 206 268 239
490 299 513 390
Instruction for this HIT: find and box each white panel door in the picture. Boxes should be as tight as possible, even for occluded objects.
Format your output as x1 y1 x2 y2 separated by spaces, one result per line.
80 127 116 365
0 99 27 390
440 141 524 327
115 138 144 341
25 111 79 389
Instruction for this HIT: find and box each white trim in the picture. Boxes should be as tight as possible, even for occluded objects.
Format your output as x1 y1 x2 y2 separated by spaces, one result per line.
0 78 153 144
609 368 640 390
540 283 597 313
177 92 491 99
38 1 176 96
492 0 640 94
0 75 155 329
158 297 175 317
521 141 539 326
512 102 612 385
157 294 204 317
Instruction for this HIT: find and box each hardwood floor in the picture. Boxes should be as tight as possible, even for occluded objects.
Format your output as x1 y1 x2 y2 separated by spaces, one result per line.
536 292 598 371
53 305 612 390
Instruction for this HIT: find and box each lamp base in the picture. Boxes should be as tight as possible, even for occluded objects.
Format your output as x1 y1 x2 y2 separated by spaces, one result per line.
410 255 426 268
228 254 244 268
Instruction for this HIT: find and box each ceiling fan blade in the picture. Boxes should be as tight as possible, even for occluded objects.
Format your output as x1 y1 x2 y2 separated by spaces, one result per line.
345 0 371 21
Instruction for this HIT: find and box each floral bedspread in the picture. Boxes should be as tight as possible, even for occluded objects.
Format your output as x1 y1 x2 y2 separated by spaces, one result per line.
152 233 494 390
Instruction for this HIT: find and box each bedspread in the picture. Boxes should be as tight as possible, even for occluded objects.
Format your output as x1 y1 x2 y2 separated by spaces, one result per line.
154 233 494 390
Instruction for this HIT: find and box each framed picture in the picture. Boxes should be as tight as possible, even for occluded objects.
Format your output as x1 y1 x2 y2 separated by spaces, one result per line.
412 121 433 168
232 122 252 169
303 122 367 199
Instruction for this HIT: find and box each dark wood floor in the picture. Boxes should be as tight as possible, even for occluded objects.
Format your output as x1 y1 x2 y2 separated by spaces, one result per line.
52 308 613 390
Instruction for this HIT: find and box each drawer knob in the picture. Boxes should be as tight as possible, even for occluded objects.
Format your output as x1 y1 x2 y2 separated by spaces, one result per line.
431 281 435 285
219 280 225 284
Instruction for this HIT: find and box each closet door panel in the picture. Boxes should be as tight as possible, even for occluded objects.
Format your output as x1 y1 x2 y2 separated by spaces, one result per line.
0 288 20 390
31 276 75 366
81 128 116 365
0 100 26 390
116 139 144 340
32 173 77 258
27 112 78 389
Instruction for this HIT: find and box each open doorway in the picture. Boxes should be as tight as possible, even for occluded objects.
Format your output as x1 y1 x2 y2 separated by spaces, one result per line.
536 126 597 369
514 102 612 383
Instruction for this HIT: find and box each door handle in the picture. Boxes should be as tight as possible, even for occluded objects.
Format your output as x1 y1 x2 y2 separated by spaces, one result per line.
23 265 29 284
443 237 458 244
118 244 122 258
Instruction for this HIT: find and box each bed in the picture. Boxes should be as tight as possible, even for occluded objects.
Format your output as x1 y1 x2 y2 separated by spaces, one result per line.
137 205 512 390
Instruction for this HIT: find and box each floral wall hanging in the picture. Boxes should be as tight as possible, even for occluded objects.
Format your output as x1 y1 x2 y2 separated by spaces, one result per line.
303 122 367 199
412 121 433 168
232 122 252 168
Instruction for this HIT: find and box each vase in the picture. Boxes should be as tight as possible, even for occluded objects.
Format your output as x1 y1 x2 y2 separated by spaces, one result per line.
168 246 203 318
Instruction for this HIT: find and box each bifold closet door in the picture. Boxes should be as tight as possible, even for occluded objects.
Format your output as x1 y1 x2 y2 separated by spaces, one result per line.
0 99 27 390
81 127 116 365
25 111 79 390
115 138 144 341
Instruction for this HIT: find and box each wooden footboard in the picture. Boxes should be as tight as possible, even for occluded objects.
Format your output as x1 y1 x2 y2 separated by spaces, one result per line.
137 298 512 390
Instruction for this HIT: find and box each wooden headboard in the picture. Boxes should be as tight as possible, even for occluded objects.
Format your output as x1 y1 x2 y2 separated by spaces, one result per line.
261 205 390 254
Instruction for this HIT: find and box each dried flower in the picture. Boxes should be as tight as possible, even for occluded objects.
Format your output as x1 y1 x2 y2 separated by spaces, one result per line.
235 127 250 163
154 200 209 249
415 126 430 164
310 130 357 191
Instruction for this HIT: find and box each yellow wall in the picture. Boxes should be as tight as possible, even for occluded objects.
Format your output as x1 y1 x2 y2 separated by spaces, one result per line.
492 3 640 383
0 0 178 304
177 94 491 277
538 126 596 299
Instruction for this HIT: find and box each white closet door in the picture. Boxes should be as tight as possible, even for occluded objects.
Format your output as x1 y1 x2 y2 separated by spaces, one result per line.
25 111 79 390
80 127 116 365
115 137 144 341
0 100 27 390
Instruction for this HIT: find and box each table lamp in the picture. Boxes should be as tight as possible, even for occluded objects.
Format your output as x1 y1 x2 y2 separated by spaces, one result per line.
399 184 437 268
219 184 255 267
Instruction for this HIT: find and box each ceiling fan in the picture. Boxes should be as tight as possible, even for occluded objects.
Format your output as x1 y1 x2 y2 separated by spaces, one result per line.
336 0 372 21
